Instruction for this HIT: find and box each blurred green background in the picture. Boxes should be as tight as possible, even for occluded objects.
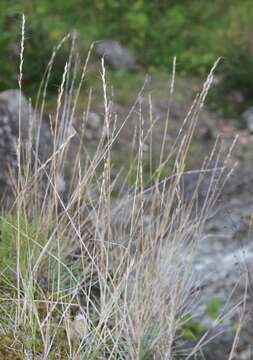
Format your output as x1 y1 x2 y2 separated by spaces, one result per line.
1 0 253 110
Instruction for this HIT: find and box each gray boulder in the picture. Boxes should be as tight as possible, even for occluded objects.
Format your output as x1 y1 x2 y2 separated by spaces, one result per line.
0 90 31 141
242 107 253 132
0 90 30 189
0 90 52 198
95 40 138 70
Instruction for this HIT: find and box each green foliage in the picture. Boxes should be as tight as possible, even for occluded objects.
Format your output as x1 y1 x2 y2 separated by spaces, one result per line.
222 43 253 98
0 214 48 279
1 0 253 98
206 297 221 320
180 314 208 340
238 143 251 162
0 1 71 95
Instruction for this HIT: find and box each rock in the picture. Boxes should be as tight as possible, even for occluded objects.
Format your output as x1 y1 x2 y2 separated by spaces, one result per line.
0 90 31 191
0 89 52 200
242 107 253 132
68 313 89 341
0 89 52 158
95 40 138 70
188 169 253 358
73 112 102 141
55 173 66 194
0 90 31 141
86 112 101 130
239 348 252 360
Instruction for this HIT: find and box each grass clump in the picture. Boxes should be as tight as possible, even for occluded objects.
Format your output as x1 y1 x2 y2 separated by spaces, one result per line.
0 26 238 359
0 215 49 280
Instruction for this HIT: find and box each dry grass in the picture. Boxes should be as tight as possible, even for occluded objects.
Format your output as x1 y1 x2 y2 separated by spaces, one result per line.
0 26 240 359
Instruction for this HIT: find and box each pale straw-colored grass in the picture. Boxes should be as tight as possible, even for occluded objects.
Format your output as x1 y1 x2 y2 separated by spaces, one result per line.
0 23 241 359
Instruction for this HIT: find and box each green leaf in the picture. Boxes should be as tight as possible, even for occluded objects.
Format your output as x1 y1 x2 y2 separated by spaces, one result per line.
206 297 221 320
